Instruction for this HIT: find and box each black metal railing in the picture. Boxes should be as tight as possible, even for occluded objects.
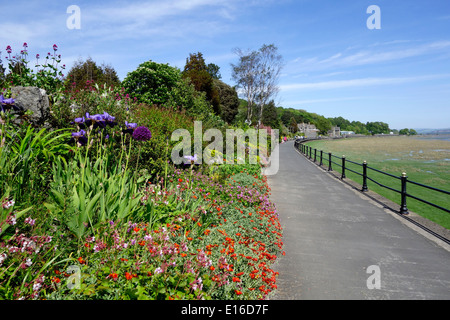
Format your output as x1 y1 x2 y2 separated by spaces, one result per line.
294 139 450 216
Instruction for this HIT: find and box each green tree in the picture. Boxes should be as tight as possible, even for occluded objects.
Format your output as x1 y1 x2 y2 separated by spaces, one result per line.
65 57 120 91
122 60 181 106
289 117 298 133
366 121 390 134
122 60 212 119
280 109 294 127
399 128 417 135
206 63 221 80
182 52 221 115
213 78 239 123
261 100 279 129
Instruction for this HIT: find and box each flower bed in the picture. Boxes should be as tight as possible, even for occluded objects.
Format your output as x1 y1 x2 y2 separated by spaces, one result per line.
1 163 283 300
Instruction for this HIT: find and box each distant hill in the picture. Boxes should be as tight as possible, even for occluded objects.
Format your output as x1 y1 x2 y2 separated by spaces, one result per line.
414 128 450 135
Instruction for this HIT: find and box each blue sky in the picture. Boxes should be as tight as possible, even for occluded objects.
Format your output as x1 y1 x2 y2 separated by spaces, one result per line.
1 0 449 130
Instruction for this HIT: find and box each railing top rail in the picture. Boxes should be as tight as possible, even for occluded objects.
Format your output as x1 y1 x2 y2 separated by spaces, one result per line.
407 179 450 195
297 139 449 217
366 165 401 180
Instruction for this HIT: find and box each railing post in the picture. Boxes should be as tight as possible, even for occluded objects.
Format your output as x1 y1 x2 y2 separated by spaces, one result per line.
362 161 368 192
341 155 346 179
319 150 323 166
309 146 312 159
328 152 332 171
314 148 317 163
400 172 409 215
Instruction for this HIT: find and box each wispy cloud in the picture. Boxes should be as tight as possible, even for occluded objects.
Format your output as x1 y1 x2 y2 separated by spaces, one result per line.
280 74 450 91
283 96 364 105
289 41 450 72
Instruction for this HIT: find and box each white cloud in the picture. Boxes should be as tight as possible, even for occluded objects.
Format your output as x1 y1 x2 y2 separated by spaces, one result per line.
288 41 450 72
280 74 450 91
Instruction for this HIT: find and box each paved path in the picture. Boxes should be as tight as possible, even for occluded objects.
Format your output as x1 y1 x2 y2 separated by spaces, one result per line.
268 141 450 300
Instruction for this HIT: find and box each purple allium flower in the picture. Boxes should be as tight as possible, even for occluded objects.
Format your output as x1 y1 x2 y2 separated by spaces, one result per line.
6 45 12 54
132 126 152 141
53 44 58 51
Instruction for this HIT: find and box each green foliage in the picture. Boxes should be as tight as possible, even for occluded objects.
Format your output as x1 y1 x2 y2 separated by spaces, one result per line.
213 79 239 124
50 83 133 129
65 57 121 92
366 121 391 135
43 130 149 240
399 128 417 135
122 60 213 119
261 100 279 129
0 111 72 207
182 52 220 115
3 43 64 97
1 42 284 302
122 60 183 106
206 63 221 80
226 172 267 193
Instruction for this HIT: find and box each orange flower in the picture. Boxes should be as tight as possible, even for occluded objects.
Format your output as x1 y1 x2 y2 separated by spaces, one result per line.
78 257 85 264
235 290 243 295
125 272 133 280
52 277 61 283
109 273 118 280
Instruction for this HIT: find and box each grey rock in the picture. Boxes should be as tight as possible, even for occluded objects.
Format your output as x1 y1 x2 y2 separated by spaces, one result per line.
10 86 50 126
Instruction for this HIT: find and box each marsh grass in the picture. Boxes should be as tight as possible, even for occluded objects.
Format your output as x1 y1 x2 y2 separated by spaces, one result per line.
305 136 450 229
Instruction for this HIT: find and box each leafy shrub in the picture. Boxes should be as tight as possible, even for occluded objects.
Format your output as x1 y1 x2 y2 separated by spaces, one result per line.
122 60 214 119
50 82 134 129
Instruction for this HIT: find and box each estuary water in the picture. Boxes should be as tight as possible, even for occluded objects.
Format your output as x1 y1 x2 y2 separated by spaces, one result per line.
415 134 450 142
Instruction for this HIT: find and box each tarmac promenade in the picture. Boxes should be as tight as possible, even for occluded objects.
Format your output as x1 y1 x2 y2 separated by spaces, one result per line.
268 140 450 300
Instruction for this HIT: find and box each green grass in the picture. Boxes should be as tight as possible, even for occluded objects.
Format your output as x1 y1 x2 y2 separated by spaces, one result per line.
304 136 450 229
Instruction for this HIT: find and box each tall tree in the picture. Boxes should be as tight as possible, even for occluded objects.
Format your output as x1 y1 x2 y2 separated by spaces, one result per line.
206 63 221 80
213 78 239 123
231 44 283 126
182 52 221 115
261 100 279 129
65 57 120 91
